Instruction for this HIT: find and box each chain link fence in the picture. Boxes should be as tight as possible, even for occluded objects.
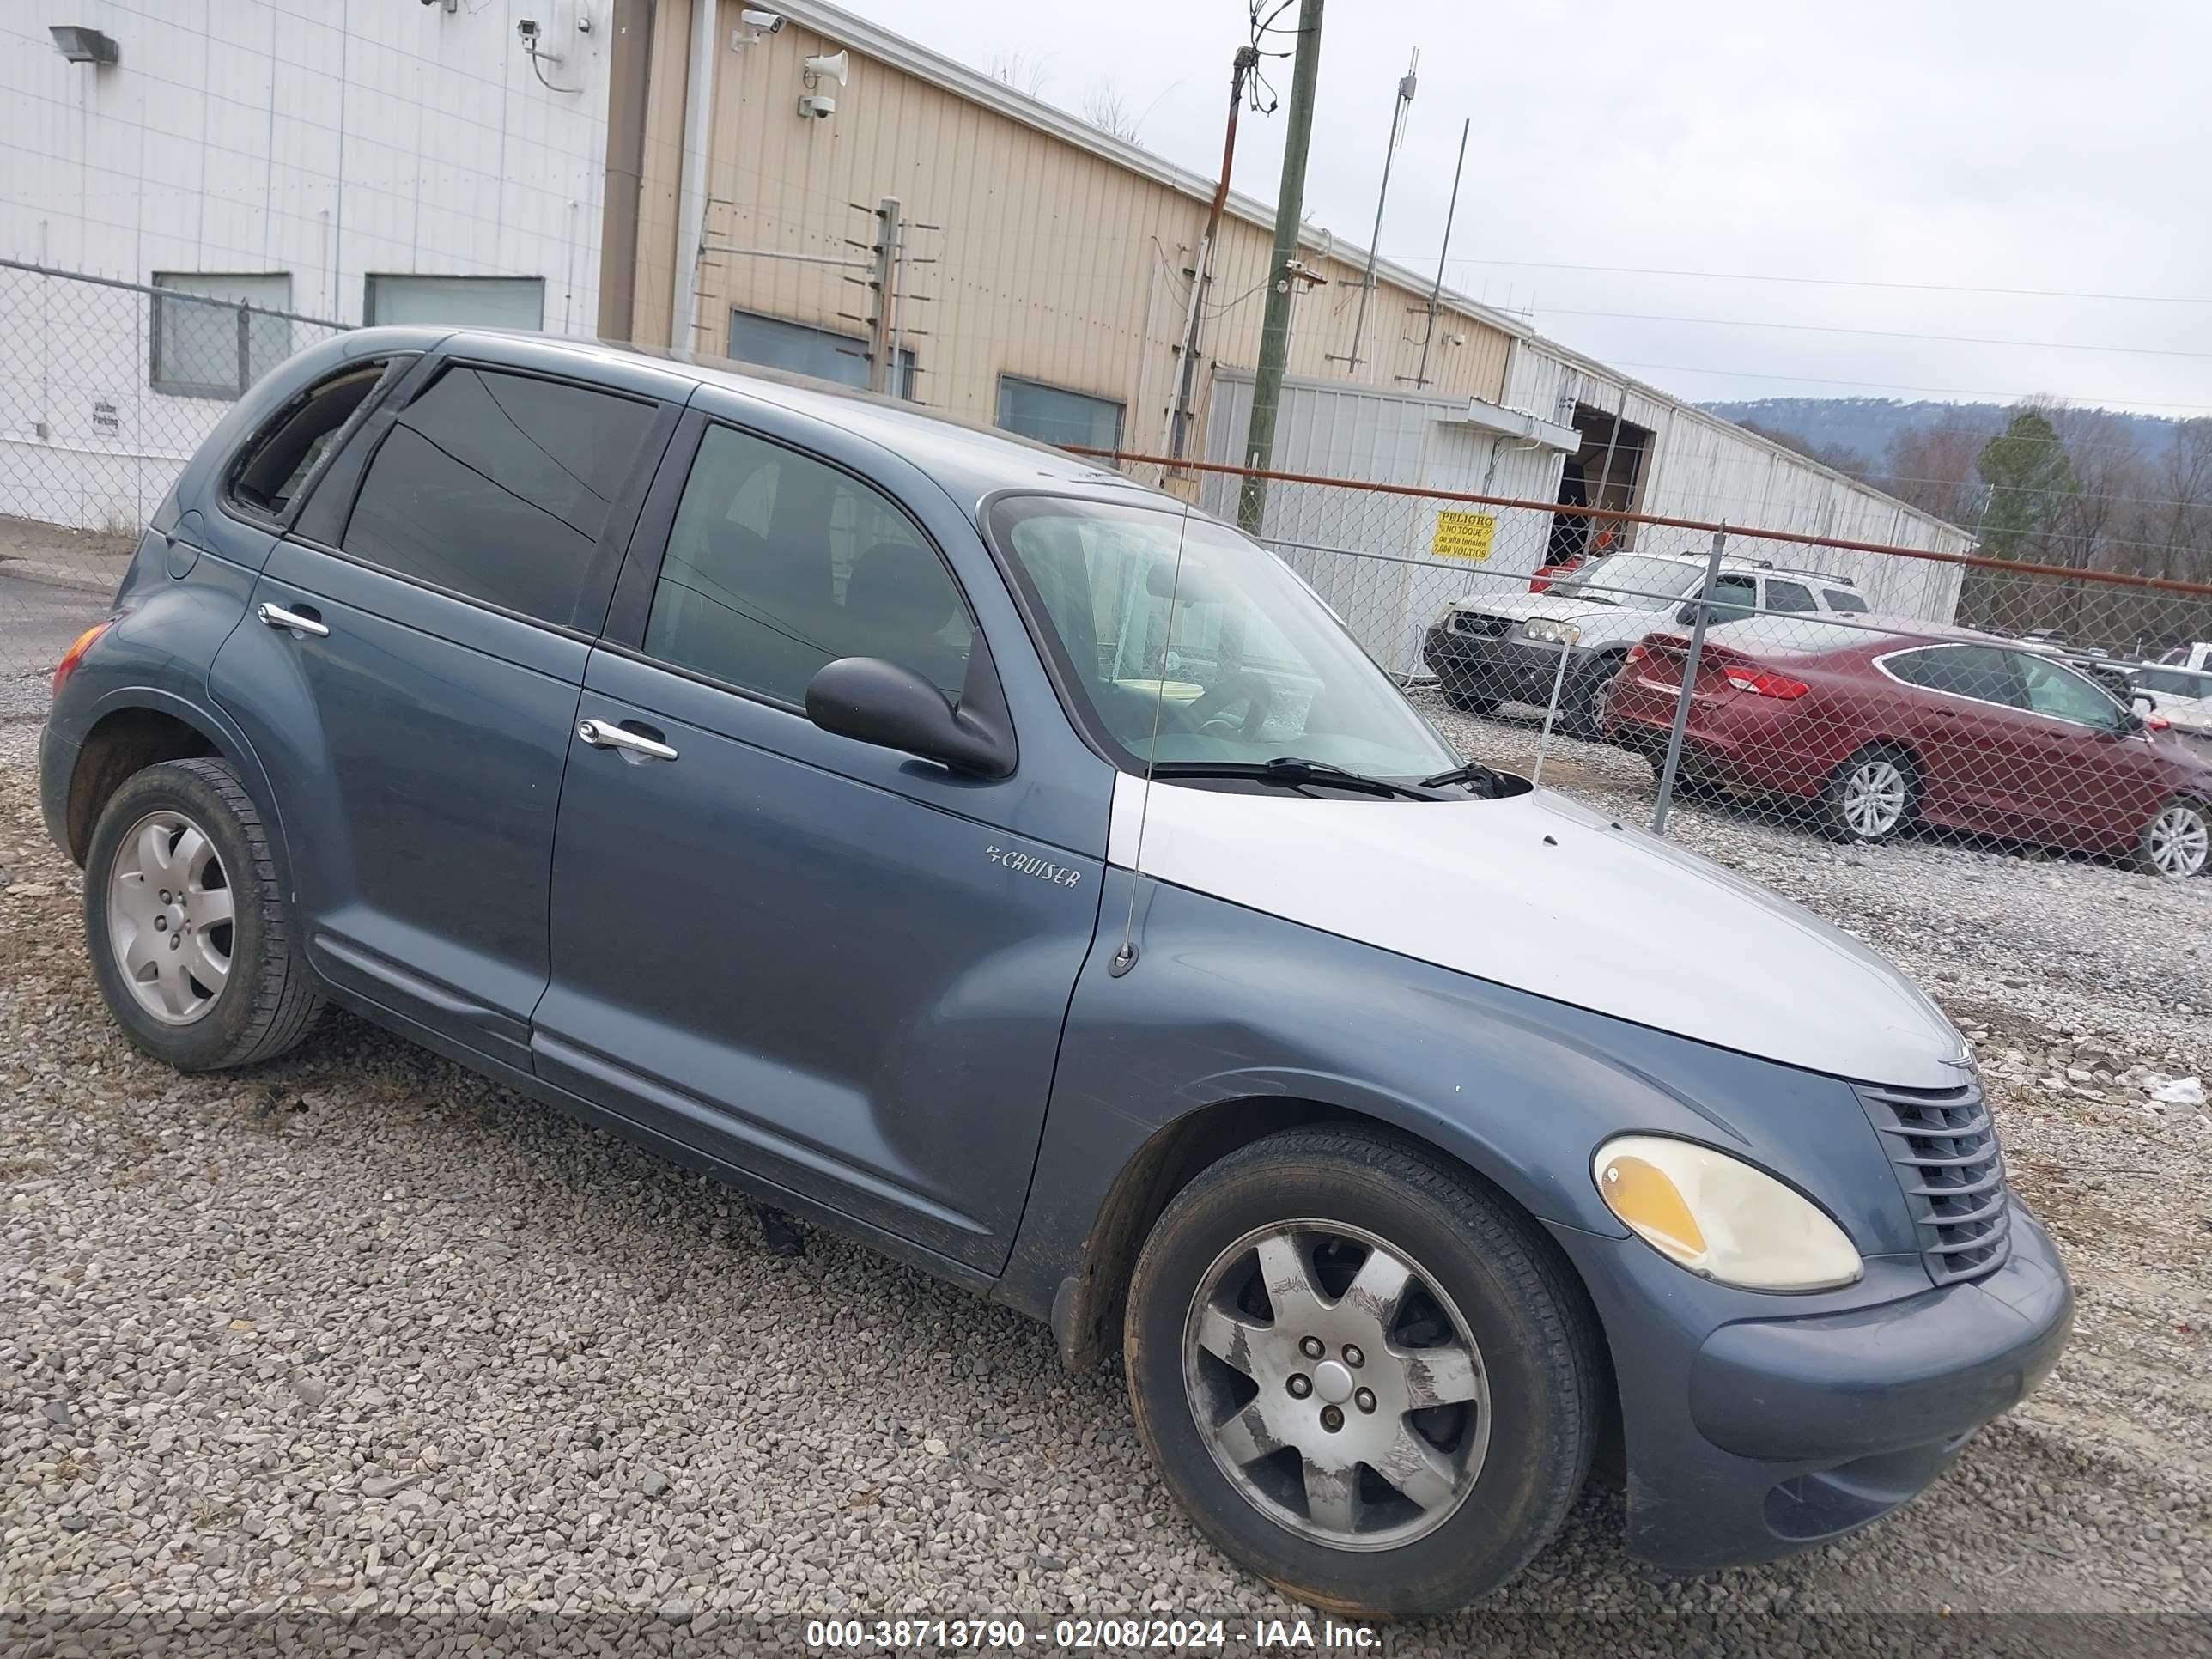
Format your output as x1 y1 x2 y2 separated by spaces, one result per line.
0 261 352 693
1078 447 2212 877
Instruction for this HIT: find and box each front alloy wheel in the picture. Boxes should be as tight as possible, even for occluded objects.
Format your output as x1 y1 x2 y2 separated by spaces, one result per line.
1184 1220 1489 1550
1126 1127 1601 1618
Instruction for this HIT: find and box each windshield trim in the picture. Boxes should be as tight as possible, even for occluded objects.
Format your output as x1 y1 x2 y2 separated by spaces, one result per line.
976 487 1459 783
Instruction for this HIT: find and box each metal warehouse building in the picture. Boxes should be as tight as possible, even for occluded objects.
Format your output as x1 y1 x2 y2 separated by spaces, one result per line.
612 0 1971 659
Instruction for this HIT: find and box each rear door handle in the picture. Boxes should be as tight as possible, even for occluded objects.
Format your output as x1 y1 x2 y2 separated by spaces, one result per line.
577 718 678 763
258 601 329 639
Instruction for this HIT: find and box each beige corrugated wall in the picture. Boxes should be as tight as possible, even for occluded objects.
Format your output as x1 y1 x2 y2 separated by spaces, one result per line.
629 2 1512 449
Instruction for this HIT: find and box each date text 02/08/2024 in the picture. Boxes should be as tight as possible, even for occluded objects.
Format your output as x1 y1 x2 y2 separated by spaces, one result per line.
804 1616 1389 1653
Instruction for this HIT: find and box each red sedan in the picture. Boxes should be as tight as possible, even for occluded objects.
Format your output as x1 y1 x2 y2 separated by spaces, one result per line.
1603 616 2212 877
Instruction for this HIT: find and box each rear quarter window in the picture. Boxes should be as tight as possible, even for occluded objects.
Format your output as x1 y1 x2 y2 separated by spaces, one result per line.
1822 588 1869 613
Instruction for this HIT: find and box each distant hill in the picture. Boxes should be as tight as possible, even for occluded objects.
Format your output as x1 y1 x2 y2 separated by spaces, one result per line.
1699 398 2183 463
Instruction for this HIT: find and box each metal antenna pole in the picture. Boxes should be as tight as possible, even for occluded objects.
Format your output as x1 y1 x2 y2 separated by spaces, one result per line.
1413 118 1469 389
1170 46 1260 460
1339 49 1417 374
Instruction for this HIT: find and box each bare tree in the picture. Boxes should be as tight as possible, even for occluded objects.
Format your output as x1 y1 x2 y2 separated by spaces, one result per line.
1084 82 1143 146
988 52 1048 99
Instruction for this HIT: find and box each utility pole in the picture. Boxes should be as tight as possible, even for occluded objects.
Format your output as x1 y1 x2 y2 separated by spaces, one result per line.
1237 0 1324 536
1168 45 1260 462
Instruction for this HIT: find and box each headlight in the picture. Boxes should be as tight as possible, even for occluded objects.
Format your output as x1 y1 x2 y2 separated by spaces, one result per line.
1523 618 1582 646
1593 1135 1863 1291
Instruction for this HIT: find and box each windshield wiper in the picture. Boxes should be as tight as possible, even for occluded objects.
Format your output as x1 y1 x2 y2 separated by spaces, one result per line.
1419 761 1507 794
1147 757 1437 800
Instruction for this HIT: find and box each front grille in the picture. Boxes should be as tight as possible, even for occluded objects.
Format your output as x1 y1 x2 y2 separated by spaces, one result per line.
1450 611 1514 638
1858 1079 2012 1286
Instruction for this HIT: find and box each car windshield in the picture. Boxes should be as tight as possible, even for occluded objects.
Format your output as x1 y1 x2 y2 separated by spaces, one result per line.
1547 552 1701 608
991 495 1462 778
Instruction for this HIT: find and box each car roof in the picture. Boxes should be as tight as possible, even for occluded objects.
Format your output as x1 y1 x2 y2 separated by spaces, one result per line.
398 326 1173 521
1700 613 2007 657
1605 550 1855 587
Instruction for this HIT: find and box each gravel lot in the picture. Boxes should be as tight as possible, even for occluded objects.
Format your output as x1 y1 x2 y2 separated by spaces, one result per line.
3 693 2209 1656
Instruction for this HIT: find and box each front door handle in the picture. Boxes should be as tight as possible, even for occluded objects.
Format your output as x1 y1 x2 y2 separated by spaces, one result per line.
577 718 678 763
258 601 329 639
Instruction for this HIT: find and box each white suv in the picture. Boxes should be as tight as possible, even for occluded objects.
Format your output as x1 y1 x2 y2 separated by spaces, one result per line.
1421 550 1871 735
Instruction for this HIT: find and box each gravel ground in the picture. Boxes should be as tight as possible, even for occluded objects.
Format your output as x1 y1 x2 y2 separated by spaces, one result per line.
3 697 2209 1657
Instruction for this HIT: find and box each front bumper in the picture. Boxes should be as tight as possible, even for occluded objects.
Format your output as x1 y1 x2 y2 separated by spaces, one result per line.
1548 1200 2072 1571
1422 620 1592 708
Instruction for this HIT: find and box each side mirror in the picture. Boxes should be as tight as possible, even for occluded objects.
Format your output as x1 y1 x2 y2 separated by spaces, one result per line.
805 656 1015 779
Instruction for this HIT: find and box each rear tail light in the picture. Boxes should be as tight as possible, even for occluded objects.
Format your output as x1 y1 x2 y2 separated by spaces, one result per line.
52 619 113 696
1625 642 1649 665
1722 665 1810 699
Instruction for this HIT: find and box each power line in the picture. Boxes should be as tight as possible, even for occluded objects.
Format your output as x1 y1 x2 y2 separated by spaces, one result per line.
1533 306 2212 362
1374 255 2212 308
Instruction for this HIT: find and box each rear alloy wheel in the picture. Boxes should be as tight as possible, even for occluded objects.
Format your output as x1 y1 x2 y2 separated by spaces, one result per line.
1820 747 1915 844
1125 1128 1600 1618
84 759 322 1071
2135 799 2210 878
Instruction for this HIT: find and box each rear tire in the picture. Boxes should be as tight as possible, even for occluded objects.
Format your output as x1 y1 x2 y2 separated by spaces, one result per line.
1819 745 1917 845
2132 798 2210 878
83 758 322 1072
1124 1128 1601 1619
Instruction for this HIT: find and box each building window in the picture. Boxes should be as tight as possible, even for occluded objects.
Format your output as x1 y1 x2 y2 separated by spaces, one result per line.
728 308 915 398
364 275 546 329
150 273 294 399
995 375 1124 452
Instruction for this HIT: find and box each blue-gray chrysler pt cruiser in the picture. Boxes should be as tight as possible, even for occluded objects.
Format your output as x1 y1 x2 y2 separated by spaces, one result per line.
41 329 2070 1617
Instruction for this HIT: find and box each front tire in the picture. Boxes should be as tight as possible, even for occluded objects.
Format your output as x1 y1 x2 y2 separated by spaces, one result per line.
1124 1128 1601 1619
1441 686 1500 716
1561 653 1626 740
1819 745 1917 845
83 758 322 1071
2134 798 2210 878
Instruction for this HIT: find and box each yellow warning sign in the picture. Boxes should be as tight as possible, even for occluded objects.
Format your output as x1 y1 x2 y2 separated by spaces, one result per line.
1431 510 1497 562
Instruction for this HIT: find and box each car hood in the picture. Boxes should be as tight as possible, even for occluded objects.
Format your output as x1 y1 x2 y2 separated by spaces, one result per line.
1449 590 1667 627
1109 775 1972 1088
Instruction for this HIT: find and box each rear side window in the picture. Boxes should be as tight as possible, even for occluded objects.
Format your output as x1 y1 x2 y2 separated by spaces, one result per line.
341 365 657 627
1823 587 1869 613
1765 580 1817 613
1886 645 2021 706
642 423 974 704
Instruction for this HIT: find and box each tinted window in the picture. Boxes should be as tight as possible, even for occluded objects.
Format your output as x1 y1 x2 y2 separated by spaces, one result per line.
1887 645 2023 706
1823 587 1869 613
644 424 973 704
995 376 1125 450
342 366 657 626
2017 654 2124 729
1765 580 1817 613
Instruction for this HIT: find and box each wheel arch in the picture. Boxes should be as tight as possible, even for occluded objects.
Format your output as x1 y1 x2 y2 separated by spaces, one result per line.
66 693 283 880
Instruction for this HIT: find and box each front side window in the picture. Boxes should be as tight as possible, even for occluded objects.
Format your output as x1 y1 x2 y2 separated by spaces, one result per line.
991 496 1460 778
342 365 657 626
2016 653 2124 730
152 272 293 398
995 376 1124 451
1547 554 1700 609
1708 574 1759 621
643 424 973 704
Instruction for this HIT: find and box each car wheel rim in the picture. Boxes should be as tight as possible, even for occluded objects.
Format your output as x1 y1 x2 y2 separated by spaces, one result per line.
106 810 234 1025
1181 1218 1490 1553
1843 759 1907 837
2148 805 2209 876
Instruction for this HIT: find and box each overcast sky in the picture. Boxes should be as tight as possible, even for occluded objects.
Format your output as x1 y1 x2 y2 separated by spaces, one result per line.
848 0 2211 421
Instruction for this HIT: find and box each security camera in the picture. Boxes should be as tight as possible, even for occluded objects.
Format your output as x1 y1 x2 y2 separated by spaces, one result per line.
797 93 836 118
516 17 540 40
740 9 785 31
